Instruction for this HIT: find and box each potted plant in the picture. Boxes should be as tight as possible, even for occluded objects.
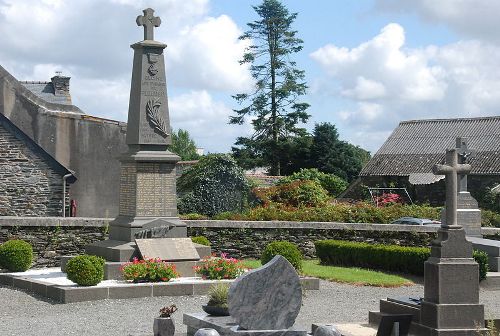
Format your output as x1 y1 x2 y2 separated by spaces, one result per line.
202 283 230 316
154 304 178 336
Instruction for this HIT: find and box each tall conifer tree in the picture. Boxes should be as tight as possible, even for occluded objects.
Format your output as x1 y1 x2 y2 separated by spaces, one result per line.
230 0 309 175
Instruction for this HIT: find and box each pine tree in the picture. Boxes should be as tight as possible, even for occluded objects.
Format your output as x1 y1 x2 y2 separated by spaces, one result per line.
230 0 310 175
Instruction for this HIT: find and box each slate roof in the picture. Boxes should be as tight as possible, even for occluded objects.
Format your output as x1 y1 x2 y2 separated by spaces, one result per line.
20 81 72 105
360 116 500 177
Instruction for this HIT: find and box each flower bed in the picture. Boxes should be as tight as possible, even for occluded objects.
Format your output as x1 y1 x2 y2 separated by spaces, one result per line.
121 258 179 283
194 253 245 280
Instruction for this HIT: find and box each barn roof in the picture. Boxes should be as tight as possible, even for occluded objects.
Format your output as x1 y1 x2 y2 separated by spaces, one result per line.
360 116 500 177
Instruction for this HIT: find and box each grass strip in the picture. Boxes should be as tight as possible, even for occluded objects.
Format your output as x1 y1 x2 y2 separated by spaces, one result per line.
242 259 413 287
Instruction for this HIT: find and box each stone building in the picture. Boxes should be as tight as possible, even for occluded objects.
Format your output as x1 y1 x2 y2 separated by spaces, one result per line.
354 116 500 205
0 65 127 217
0 113 76 216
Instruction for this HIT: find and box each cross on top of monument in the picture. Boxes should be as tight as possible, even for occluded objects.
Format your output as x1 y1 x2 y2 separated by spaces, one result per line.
136 8 161 41
456 137 476 164
433 148 471 228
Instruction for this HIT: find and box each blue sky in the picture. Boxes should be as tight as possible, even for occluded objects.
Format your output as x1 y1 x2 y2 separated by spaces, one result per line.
1 0 499 154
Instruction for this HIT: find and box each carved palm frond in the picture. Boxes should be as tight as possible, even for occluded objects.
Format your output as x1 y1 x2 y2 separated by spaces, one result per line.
146 99 169 137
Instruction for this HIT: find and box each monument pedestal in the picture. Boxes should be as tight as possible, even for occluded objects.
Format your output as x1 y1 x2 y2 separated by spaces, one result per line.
441 192 482 238
419 228 485 335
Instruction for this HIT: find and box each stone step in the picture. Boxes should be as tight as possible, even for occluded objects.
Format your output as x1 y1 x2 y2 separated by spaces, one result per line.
329 323 377 336
467 237 500 272
481 272 500 290
488 256 500 272
468 237 500 256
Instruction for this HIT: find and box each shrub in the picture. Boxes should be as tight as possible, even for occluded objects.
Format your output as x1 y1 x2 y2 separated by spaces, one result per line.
194 253 245 280
66 255 105 286
177 154 250 217
0 240 33 272
375 193 404 206
277 168 348 197
482 210 500 228
473 250 489 281
315 240 489 281
255 180 330 208
207 283 230 308
261 241 303 272
121 258 179 283
220 202 441 224
191 236 211 246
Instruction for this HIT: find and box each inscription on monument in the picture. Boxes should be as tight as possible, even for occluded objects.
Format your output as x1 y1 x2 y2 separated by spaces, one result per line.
135 238 200 261
136 163 177 217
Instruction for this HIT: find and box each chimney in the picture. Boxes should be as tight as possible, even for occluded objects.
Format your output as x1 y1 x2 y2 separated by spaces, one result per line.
51 73 71 96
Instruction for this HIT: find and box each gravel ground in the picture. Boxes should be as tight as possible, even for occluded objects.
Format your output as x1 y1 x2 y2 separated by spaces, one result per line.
1 281 499 336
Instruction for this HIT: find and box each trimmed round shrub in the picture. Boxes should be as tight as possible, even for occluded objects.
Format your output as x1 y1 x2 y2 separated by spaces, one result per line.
66 255 105 286
261 241 303 272
0 240 33 272
191 236 211 246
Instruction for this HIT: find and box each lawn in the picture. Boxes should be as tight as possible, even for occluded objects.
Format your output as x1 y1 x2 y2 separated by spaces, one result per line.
242 259 413 287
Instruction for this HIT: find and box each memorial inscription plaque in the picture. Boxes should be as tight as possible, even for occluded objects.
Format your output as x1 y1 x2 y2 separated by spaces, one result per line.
135 238 200 261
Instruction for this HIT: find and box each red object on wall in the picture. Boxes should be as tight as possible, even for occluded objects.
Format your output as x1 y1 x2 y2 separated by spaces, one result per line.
70 200 77 217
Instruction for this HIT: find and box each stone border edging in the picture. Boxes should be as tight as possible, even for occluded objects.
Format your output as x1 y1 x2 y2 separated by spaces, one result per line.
0 273 319 304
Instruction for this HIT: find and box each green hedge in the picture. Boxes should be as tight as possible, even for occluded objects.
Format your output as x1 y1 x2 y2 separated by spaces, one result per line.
315 240 488 281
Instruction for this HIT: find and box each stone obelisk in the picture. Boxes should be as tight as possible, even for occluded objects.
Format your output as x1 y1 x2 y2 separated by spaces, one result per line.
87 8 185 260
108 8 184 242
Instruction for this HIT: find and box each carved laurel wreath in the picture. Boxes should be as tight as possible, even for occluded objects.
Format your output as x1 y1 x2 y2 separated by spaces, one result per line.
146 99 169 138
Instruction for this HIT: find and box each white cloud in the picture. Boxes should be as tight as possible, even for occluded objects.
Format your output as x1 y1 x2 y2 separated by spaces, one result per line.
311 23 500 152
167 15 253 92
170 90 252 152
375 0 500 43
342 77 386 100
0 0 252 152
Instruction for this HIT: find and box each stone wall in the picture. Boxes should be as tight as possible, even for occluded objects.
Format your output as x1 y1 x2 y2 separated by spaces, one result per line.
0 124 66 216
1 218 499 268
0 65 128 218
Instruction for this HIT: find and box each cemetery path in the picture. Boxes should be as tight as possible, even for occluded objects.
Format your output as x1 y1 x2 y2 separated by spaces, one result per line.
1 280 499 336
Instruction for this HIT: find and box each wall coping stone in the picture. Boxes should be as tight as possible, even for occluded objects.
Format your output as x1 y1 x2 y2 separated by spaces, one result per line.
0 217 110 227
1 217 499 235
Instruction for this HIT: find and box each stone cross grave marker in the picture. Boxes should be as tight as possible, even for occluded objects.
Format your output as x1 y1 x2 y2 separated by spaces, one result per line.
136 8 161 40
455 137 476 192
432 148 471 228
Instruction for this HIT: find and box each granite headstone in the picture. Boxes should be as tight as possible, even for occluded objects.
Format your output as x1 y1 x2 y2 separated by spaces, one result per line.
228 255 302 330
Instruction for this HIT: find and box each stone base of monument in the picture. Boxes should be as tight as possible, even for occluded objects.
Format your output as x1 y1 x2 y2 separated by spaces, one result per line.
82 240 211 279
183 313 308 336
